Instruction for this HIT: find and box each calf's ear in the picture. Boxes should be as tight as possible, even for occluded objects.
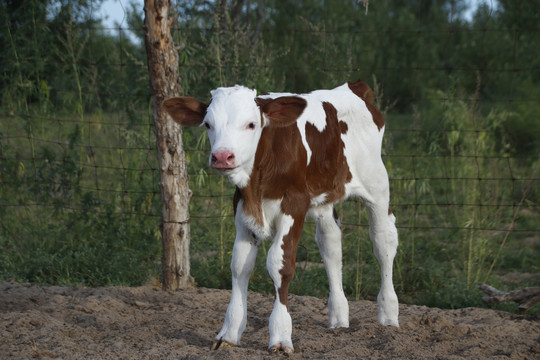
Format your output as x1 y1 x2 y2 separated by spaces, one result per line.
162 97 208 126
255 96 307 127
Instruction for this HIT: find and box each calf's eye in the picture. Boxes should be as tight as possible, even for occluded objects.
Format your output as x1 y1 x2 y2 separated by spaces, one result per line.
247 122 256 130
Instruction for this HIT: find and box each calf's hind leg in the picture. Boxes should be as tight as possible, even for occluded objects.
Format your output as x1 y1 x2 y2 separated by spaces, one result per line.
310 205 349 328
366 200 399 327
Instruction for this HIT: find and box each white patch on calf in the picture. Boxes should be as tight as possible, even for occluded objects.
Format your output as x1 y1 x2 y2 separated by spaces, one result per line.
294 99 327 166
310 193 327 207
266 213 294 289
266 213 295 351
268 301 293 351
226 166 253 189
239 199 283 240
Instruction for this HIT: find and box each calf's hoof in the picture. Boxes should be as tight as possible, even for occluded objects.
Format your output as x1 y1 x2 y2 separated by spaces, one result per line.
211 339 236 351
268 343 294 354
380 318 399 327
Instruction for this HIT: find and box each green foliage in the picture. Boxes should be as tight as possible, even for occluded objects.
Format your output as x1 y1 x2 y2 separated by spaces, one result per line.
1 0 147 114
0 0 538 314
0 107 162 286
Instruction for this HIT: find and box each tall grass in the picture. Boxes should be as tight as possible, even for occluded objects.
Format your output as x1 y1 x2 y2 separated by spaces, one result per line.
387 86 539 310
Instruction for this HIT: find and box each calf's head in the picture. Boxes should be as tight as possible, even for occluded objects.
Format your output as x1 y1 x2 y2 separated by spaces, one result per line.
163 85 306 187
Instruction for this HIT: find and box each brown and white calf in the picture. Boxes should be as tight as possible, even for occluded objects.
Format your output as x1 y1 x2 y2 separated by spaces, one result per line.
163 80 399 353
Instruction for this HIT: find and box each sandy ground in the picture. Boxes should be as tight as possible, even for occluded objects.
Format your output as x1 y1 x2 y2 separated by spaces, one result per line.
1 280 539 359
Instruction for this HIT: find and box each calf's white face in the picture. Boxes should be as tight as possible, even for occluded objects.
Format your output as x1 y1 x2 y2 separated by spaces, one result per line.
203 87 263 187
163 85 307 188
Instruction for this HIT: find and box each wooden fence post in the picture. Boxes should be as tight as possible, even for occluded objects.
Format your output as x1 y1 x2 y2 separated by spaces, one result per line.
143 0 194 290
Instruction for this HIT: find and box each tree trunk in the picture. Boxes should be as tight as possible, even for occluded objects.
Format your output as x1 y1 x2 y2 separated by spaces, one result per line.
143 0 194 290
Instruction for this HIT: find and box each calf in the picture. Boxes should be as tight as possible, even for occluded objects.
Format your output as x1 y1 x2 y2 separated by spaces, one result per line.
163 80 399 353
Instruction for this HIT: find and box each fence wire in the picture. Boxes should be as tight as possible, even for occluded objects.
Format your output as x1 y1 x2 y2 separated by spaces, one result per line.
0 1 538 303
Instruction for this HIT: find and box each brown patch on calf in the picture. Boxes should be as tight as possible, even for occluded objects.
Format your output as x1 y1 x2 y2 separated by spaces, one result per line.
348 80 374 104
339 121 348 135
236 99 353 307
347 80 385 131
305 102 352 204
238 124 310 228
237 124 310 308
277 216 305 308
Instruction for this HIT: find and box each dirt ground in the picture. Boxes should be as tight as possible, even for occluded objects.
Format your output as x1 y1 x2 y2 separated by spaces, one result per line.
1 280 539 359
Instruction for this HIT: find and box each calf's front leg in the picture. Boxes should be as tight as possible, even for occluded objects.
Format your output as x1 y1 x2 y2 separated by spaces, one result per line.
212 216 258 349
266 213 304 354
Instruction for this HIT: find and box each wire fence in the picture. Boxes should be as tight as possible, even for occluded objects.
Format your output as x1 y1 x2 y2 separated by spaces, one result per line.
0 1 538 306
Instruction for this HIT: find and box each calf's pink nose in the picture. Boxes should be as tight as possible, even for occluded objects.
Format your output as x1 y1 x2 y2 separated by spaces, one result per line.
211 151 236 169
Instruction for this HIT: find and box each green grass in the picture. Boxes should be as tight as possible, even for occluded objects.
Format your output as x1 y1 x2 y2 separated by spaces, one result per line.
0 109 162 286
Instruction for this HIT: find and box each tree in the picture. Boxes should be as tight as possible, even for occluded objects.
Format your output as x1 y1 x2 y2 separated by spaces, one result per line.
144 0 194 290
